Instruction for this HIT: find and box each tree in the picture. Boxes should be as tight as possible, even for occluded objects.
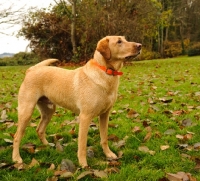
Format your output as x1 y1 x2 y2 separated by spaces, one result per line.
0 0 27 35
19 3 73 61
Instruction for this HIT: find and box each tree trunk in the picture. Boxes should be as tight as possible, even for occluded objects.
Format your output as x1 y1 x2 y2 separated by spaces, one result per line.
71 0 77 54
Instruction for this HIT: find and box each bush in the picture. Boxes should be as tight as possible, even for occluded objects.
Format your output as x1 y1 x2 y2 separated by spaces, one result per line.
188 42 200 56
140 48 161 60
164 41 182 57
0 52 39 66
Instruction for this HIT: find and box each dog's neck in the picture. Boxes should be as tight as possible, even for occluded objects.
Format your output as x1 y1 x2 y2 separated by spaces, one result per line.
93 50 124 71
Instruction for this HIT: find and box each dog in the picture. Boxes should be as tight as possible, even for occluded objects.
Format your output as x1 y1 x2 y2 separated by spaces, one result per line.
12 36 142 167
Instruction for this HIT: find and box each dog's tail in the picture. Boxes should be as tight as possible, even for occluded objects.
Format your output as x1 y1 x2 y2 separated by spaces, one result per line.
26 59 60 73
34 59 59 67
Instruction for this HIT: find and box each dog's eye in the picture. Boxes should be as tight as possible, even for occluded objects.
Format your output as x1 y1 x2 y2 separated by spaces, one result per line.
117 39 122 44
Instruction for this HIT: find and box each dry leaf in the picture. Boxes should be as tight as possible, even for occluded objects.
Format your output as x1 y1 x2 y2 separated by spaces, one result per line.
60 159 76 173
28 158 39 168
166 173 182 181
160 145 170 151
77 171 93 180
60 171 73 178
56 141 64 152
143 132 152 142
93 170 107 178
132 126 141 134
22 143 36 153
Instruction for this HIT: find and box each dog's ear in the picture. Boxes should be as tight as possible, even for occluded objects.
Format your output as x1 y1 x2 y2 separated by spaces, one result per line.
96 38 111 60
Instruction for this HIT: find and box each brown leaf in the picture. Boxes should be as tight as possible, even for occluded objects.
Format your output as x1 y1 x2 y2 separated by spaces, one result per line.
160 145 170 151
108 134 119 142
108 160 121 167
28 158 39 168
166 173 182 181
93 170 107 178
143 132 152 142
56 141 64 152
113 139 126 148
77 171 93 180
48 163 56 171
22 143 36 153
60 171 73 178
126 109 138 118
104 167 120 174
132 126 142 134
46 176 58 181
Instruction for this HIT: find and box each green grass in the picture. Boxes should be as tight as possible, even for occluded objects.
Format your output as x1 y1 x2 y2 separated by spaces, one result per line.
0 56 200 180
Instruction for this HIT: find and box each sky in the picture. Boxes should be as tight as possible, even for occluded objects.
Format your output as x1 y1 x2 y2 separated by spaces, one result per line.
0 0 55 54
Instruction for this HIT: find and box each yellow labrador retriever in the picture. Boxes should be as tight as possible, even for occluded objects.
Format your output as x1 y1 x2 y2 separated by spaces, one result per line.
12 36 142 167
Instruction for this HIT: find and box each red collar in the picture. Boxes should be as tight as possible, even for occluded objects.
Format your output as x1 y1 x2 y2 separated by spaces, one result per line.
92 61 123 76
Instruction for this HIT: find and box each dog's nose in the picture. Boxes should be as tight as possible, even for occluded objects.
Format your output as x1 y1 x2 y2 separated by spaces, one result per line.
136 43 142 50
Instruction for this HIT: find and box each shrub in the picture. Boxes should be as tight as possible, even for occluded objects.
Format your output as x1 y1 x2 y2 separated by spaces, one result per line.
0 52 39 66
164 41 182 57
188 42 200 56
140 48 161 60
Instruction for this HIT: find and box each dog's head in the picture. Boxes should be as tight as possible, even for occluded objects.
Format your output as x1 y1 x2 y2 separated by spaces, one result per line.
96 36 142 61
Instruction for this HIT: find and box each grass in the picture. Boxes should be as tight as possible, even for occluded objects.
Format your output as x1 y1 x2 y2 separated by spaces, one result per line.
0 56 200 180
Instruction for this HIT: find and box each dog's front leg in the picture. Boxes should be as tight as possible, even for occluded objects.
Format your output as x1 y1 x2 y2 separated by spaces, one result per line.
78 113 92 168
99 111 117 159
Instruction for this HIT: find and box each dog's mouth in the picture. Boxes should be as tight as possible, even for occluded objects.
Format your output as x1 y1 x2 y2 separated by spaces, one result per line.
125 51 141 60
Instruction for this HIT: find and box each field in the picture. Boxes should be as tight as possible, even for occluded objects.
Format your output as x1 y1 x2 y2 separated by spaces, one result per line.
0 56 200 180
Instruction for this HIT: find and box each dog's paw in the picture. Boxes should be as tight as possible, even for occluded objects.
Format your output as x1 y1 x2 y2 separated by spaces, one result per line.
106 151 118 160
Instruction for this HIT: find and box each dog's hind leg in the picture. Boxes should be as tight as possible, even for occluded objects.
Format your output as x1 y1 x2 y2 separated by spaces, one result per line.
12 96 37 163
36 97 56 145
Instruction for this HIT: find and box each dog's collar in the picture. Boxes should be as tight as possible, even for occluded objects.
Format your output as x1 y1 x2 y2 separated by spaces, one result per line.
92 61 123 76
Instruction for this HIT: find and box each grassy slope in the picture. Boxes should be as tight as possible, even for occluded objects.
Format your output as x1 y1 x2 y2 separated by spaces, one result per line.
0 56 200 180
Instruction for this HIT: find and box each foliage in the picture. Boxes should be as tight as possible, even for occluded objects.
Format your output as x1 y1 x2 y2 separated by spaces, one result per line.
188 42 200 56
140 48 161 60
0 56 200 180
19 3 73 61
0 52 39 66
164 41 182 58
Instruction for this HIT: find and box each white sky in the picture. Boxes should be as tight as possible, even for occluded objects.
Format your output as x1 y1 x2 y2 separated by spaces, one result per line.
0 0 55 54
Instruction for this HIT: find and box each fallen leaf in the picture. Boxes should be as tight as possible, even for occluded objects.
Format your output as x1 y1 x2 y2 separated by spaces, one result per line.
56 141 64 152
181 118 193 127
193 142 200 150
22 143 36 153
113 139 126 148
108 134 119 142
159 97 173 103
60 171 73 178
160 145 170 151
60 159 76 173
166 173 182 181
1 110 8 120
108 160 121 166
143 132 152 142
138 146 155 155
93 170 107 178
48 163 56 171
28 158 39 168
176 134 184 140
132 126 142 134
164 129 175 135
104 167 120 174
46 176 58 181
126 109 138 118
4 138 13 144
77 171 93 180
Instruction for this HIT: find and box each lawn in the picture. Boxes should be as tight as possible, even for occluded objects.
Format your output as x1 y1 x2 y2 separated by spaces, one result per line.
0 56 200 180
